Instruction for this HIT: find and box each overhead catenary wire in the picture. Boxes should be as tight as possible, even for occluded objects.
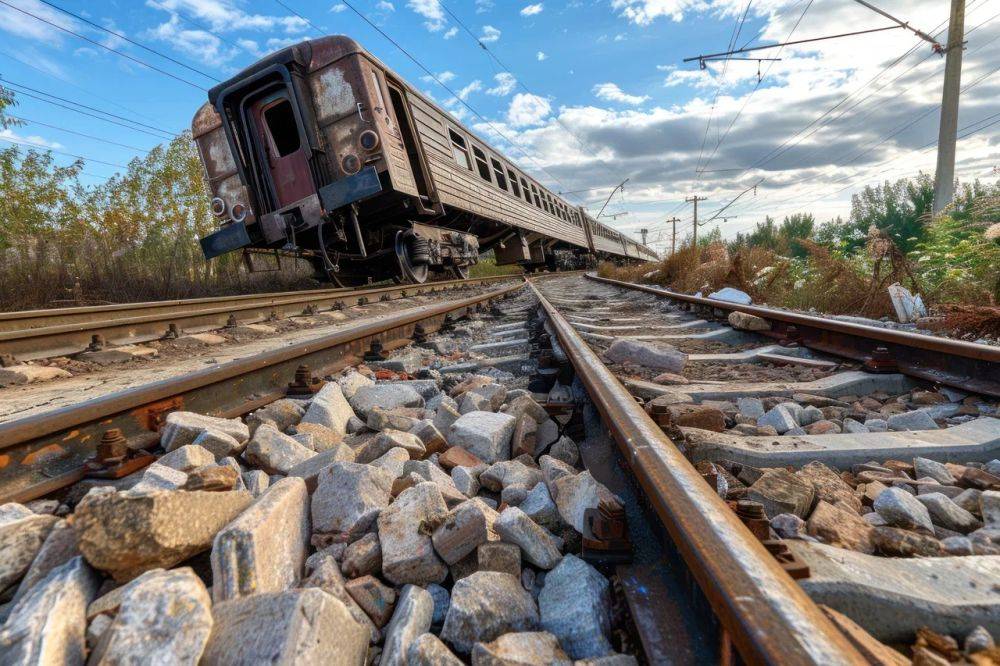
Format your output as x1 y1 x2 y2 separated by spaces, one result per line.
5 115 151 152
0 136 130 168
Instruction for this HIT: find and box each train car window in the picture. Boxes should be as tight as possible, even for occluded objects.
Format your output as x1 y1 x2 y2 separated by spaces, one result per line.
520 178 532 204
471 146 492 182
530 184 541 208
507 169 521 197
449 130 472 170
490 158 508 191
263 100 300 157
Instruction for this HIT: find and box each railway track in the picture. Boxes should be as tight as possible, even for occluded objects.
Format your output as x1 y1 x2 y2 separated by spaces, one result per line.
1 273 997 664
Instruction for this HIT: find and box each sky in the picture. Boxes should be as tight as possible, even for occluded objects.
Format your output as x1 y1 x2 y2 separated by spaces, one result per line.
0 0 997 254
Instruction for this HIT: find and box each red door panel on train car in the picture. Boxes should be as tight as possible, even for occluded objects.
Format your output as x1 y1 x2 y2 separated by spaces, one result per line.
250 93 313 209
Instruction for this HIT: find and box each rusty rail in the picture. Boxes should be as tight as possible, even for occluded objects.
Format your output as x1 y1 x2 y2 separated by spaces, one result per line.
0 281 524 504
0 274 522 362
588 274 1000 397
528 279 867 665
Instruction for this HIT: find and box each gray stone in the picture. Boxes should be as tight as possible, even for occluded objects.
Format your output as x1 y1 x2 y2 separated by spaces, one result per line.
737 397 765 419
916 492 981 534
73 489 251 582
94 567 211 665
501 484 529 506
360 429 426 463
953 488 983 515
381 585 434 666
471 631 571 665
604 339 686 373
201 588 368 665
312 462 394 537
914 457 957 485
448 411 517 465
548 436 579 467
864 418 888 432
432 499 499 565
370 447 411 479
243 424 316 475
747 469 815 519
480 460 544 492
452 465 483 497
128 462 188 494
0 557 100 664
520 483 563 533
160 411 248 453
338 370 374 400
887 410 939 431
247 399 305 434
798 405 824 427
553 471 616 533
242 469 269 497
212 477 309 601
367 407 423 433
441 571 539 654
300 555 380 644
301 382 356 436
842 418 870 434
873 486 934 533
771 513 807 539
986 459 1000 476
192 428 244 459
502 395 549 424
0 512 58 592
427 583 450 626
495 507 563 569
460 391 491 414
158 444 217 472
539 554 613 659
434 402 462 437
981 490 1000 528
349 384 424 418
540 456 577 499
757 405 799 434
379 482 450 585
788 539 1000 643
0 502 35 524
341 532 382 579
965 625 995 655
941 536 974 555
409 633 463 665
784 427 807 436
10 519 79 607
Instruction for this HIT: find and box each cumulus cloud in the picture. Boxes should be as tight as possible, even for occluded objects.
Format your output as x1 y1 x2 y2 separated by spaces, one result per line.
536 51 547 61
330 4 348 12
147 0 309 33
421 70 456 84
476 0 493 13
487 72 517 96
443 26 458 38
480 25 501 43
610 0 690 25
593 82 650 105
0 0 79 42
407 0 447 31
521 3 543 16
507 93 552 127
458 80 483 100
0 128 63 150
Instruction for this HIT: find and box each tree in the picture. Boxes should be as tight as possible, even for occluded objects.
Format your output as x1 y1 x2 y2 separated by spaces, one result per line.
778 212 814 258
847 173 934 253
697 225 722 247
747 216 779 250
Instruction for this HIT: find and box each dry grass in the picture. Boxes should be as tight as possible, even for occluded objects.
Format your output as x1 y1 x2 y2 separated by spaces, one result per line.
924 304 1000 340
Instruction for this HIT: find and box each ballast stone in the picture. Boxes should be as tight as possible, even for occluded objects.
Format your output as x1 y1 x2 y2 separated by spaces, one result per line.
409 633 463 665
495 506 563 569
379 482 450 585
441 571 539 654
448 411 517 465
349 383 424 418
201 588 368 665
0 511 59 592
300 382 356 435
472 631 571 666
381 585 434 666
539 554 614 660
887 410 939 432
160 411 249 453
211 477 310 602
603 339 687 373
874 486 935 534
243 424 315 475
727 311 770 331
311 462 394 537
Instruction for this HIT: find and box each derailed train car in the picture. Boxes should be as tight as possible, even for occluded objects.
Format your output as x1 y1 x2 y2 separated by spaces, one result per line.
192 35 657 285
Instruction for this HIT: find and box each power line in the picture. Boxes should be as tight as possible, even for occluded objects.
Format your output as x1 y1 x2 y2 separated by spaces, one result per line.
684 25 903 66
0 0 207 91
35 0 221 83
0 136 129 168
5 115 150 152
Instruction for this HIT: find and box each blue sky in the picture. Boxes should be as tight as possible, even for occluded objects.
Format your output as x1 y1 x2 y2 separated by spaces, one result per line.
0 0 997 252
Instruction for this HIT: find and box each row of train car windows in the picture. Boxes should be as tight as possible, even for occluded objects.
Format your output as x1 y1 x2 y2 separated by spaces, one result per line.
449 128 582 228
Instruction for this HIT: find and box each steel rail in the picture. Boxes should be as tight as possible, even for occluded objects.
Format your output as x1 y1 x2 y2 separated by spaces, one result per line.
0 281 524 504
528 279 867 665
0 274 522 361
588 274 1000 397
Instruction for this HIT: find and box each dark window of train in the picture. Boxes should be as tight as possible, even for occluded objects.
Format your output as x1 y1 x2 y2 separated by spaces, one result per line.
472 146 492 182
531 184 541 208
490 158 508 191
507 169 520 197
449 130 472 170
264 99 300 156
520 178 531 204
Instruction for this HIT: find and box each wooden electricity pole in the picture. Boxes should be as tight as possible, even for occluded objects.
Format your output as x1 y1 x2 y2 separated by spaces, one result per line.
685 196 707 247
665 217 681 255
932 0 966 215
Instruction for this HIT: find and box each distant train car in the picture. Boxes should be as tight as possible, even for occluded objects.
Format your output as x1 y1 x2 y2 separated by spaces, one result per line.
192 36 656 285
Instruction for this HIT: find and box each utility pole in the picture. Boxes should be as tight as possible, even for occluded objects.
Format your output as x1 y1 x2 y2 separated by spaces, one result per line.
665 217 681 255
685 196 707 247
639 228 648 246
932 0 966 215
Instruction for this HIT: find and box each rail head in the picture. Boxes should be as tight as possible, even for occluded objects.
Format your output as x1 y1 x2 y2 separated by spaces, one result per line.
527 278 868 665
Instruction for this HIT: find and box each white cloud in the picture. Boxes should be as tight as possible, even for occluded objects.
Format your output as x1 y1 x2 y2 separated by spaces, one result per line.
480 25 501 43
407 0 446 31
0 0 79 42
610 0 691 25
520 3 543 16
614 33 626 41
421 70 456 84
475 0 493 13
443 26 458 38
457 80 483 100
536 51 547 61
330 4 348 12
593 82 650 105
0 128 63 150
487 72 517 96
147 14 240 63
507 93 551 127
146 0 309 33
376 1 395 12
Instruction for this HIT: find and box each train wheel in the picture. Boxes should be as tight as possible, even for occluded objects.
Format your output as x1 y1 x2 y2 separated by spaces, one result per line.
448 264 470 280
395 230 429 284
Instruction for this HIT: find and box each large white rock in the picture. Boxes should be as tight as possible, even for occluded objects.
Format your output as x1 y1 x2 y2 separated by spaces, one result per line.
553 471 616 534
494 507 563 569
539 554 614 659
212 477 310 602
92 567 212 665
201 588 368 665
338 370 374 400
301 382 356 436
10 519 80 606
349 384 424 418
243 424 316 475
160 411 249 453
157 444 217 472
448 411 516 465
0 511 59 592
381 585 434 666
0 557 101 664
603 339 687 373
300 555 380 644
440 571 538 654
311 462 394 537
378 482 450 585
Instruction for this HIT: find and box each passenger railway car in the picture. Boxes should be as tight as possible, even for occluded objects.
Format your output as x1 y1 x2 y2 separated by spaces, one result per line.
192 35 657 285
